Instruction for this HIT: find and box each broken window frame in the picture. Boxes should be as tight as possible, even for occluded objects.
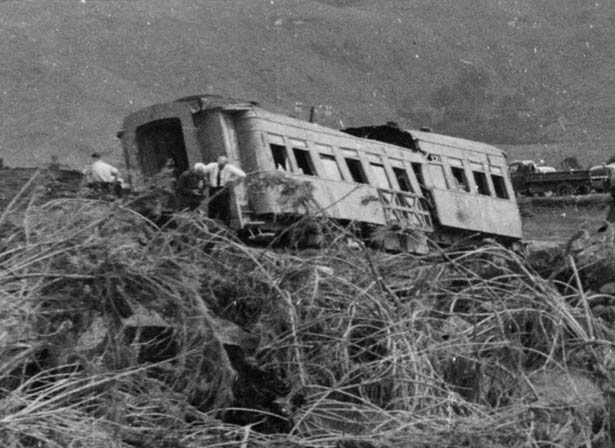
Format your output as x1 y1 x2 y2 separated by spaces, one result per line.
490 165 510 199
392 165 414 192
448 158 470 192
345 158 369 184
267 133 289 172
270 143 289 171
342 149 369 184
292 147 316 176
470 161 491 196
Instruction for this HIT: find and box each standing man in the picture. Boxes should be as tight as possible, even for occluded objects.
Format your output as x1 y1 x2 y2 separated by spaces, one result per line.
83 152 123 196
176 163 208 211
202 156 246 226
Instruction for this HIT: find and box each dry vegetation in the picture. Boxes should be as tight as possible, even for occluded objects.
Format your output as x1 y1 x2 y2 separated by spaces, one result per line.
2 177 615 447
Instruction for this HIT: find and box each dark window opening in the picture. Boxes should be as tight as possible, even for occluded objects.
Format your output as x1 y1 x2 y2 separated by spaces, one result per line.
293 148 316 176
393 167 413 192
270 144 288 171
412 163 425 187
135 118 188 177
345 158 368 184
473 171 490 195
491 174 509 199
451 167 469 192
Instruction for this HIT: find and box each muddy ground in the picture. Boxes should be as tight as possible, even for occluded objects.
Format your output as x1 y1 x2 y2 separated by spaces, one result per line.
519 194 612 243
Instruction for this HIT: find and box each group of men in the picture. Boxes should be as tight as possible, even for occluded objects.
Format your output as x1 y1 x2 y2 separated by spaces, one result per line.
83 153 246 226
176 155 246 225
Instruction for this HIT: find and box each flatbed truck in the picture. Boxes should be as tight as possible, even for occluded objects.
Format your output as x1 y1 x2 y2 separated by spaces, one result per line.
509 160 595 196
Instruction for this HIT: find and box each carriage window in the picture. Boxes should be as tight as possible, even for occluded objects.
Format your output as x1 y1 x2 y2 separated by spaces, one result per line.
448 158 469 192
451 167 470 192
270 144 288 171
345 158 369 184
471 162 490 196
293 148 316 176
473 171 490 195
370 163 391 189
491 174 509 199
428 163 448 189
320 154 344 180
490 166 509 199
392 167 413 192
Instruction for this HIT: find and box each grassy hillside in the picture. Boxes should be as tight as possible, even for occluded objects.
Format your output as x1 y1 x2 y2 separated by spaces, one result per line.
2 0 614 169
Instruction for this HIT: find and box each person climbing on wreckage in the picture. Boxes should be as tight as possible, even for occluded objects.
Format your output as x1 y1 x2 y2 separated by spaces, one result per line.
176 162 209 211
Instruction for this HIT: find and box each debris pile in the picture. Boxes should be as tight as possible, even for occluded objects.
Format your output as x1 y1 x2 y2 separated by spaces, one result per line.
1 192 615 447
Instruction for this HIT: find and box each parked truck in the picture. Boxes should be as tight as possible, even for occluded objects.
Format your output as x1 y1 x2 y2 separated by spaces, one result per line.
588 164 615 193
509 160 596 196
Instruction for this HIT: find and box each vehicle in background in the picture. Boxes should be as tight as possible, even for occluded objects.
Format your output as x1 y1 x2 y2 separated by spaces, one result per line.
589 164 615 193
510 160 558 174
536 166 556 173
118 94 522 252
509 159 593 196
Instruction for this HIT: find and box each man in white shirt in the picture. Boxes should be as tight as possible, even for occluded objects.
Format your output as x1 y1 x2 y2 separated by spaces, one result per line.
84 152 123 196
202 156 246 225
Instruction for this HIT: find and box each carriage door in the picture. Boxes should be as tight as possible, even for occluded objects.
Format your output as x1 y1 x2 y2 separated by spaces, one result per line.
135 118 189 177
193 110 245 227
220 112 248 227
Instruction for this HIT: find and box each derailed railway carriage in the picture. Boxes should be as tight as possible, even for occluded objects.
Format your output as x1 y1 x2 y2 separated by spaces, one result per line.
118 95 522 252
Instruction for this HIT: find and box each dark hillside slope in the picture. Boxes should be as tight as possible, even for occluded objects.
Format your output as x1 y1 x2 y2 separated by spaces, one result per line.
1 0 614 168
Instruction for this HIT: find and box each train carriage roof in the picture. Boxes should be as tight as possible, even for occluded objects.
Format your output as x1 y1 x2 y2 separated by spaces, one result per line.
122 95 507 160
343 124 507 158
409 128 506 157
174 94 258 110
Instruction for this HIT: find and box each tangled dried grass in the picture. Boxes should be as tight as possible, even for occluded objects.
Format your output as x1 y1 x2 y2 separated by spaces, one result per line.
1 181 615 447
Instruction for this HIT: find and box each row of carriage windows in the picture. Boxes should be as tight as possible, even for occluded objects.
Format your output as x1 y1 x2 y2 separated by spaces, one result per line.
268 134 509 200
429 160 509 199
